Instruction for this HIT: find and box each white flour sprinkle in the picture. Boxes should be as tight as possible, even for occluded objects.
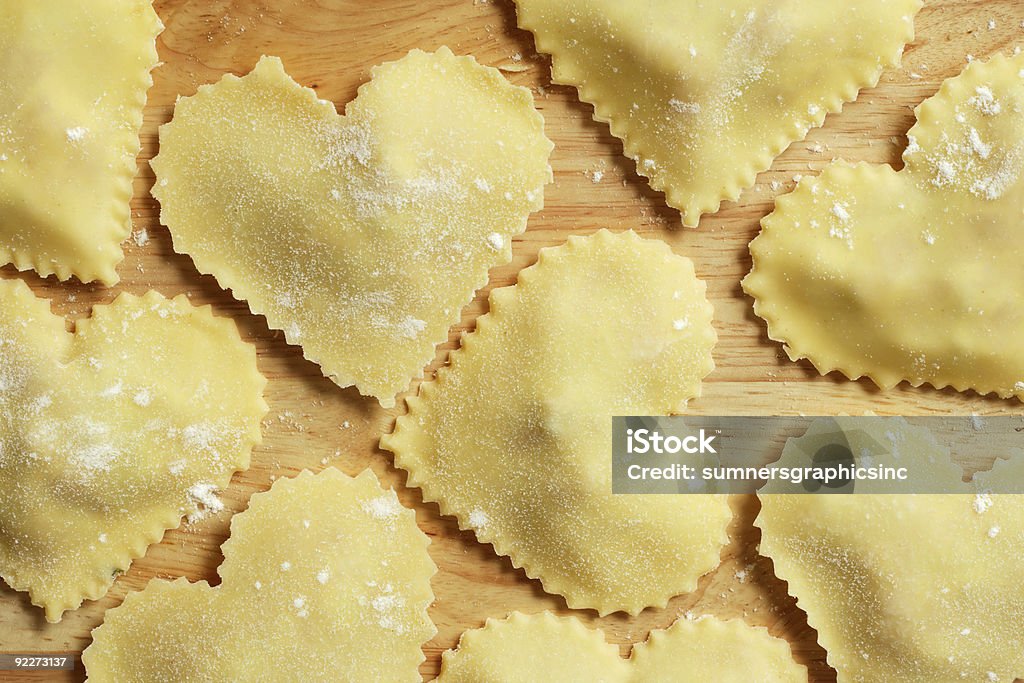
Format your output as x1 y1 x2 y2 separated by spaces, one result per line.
276 292 297 309
182 422 221 454
133 389 151 407
831 202 851 223
372 594 398 611
668 98 701 115
971 146 1024 200
28 394 52 414
395 316 426 340
71 443 120 476
829 225 852 248
828 201 854 248
988 526 1001 538
363 493 402 520
281 561 292 571
923 101 1024 201
486 233 504 250
973 493 993 514
66 126 89 142
673 318 690 331
933 159 957 187
316 569 330 584
371 590 407 634
133 229 149 247
187 483 224 521
969 86 1001 115
468 509 489 528
968 128 992 159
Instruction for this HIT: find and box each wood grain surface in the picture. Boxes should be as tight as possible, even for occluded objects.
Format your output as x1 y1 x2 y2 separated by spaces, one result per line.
2 1 1024 680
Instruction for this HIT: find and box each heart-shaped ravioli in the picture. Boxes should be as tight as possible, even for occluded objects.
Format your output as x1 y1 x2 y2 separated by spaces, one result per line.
745 53 1024 400
0 0 161 284
758 418 1024 682
382 230 730 615
438 611 807 682
152 48 553 407
515 0 919 226
0 279 266 622
83 469 437 682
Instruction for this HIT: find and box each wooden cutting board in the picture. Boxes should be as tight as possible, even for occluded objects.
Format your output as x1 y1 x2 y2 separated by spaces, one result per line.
2 1 1023 680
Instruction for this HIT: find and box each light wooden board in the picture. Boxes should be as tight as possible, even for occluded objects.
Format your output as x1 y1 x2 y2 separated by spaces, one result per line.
2 0 1024 680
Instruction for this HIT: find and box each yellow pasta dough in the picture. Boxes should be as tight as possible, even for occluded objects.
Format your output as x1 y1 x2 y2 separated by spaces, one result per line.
152 49 553 407
383 230 729 615
0 0 161 284
0 279 266 622
438 611 807 682
745 53 1024 400
83 469 437 683
515 0 919 226
759 418 1024 682
976 450 1024 493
